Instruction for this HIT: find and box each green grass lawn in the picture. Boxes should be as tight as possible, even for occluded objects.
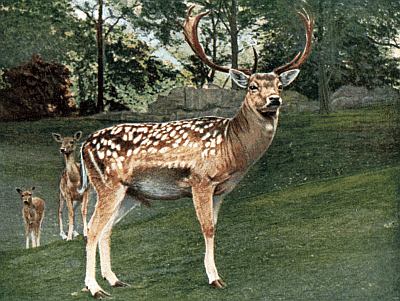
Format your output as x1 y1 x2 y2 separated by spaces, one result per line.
0 106 399 300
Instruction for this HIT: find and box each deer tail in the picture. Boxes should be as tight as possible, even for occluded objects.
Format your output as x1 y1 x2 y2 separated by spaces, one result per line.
78 143 88 194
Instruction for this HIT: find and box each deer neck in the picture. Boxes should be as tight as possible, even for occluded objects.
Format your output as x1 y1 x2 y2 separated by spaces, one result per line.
227 97 279 169
64 153 80 183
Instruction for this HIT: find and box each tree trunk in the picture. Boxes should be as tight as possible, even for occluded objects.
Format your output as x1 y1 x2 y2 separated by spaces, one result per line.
96 0 104 113
228 0 239 89
316 0 330 114
208 12 218 83
318 63 330 114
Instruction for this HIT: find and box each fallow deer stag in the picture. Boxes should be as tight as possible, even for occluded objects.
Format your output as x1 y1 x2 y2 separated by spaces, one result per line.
80 6 313 298
52 131 90 241
16 187 45 249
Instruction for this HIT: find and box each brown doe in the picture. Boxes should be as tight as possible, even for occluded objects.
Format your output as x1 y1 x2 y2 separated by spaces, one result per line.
79 6 313 298
52 131 90 241
16 187 45 249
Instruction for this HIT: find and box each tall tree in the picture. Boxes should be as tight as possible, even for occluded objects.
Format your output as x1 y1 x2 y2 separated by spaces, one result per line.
136 0 257 89
74 0 136 112
97 0 105 112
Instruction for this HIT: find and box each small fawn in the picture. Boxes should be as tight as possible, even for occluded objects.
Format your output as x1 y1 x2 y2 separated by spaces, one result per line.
52 131 90 241
16 187 45 249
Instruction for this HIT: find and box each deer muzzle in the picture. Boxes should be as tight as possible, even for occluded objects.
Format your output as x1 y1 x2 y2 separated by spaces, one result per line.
266 96 281 109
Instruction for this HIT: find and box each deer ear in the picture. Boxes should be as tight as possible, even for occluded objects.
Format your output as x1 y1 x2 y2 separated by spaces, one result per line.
74 131 83 141
279 69 300 87
229 69 249 89
52 133 63 143
16 188 22 195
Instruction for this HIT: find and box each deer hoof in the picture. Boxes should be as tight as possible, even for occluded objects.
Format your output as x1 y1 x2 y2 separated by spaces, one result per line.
60 232 68 240
211 279 226 289
93 290 111 299
112 280 130 288
73 230 80 238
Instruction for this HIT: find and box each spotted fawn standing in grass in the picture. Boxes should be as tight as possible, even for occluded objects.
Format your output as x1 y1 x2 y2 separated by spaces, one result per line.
79 6 313 298
16 187 45 249
52 131 90 241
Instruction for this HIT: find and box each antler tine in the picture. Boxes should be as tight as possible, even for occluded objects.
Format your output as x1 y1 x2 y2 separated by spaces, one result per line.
183 5 254 75
251 45 259 74
273 9 314 74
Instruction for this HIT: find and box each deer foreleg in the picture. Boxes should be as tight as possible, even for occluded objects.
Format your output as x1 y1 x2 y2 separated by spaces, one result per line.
25 224 30 249
31 230 37 248
85 185 126 298
59 192 67 240
192 184 225 288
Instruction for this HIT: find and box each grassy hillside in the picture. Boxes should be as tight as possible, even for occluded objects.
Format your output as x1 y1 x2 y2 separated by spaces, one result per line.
0 106 399 300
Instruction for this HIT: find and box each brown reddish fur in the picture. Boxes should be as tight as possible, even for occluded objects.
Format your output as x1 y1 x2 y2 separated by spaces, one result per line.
52 131 89 240
80 6 313 297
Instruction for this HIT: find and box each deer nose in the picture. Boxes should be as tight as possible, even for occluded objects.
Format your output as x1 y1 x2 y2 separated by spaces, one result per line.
267 96 281 107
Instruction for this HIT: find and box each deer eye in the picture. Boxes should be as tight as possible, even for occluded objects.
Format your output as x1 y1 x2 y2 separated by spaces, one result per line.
278 83 283 91
248 84 258 92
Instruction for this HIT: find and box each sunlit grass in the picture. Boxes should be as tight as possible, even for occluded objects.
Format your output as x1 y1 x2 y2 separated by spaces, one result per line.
0 106 399 300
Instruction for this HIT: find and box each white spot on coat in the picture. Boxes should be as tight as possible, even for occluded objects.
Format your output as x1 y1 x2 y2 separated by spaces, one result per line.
133 134 143 144
159 147 169 153
202 132 211 140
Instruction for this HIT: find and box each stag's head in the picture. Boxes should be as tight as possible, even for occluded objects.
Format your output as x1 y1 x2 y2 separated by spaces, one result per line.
52 131 83 155
183 6 314 118
16 187 35 206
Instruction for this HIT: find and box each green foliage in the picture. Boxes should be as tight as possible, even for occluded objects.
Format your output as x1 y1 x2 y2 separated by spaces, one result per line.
103 30 180 112
0 0 78 68
254 0 400 101
1 0 398 114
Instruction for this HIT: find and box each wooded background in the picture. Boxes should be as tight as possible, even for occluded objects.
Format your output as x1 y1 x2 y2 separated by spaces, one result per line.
0 0 399 118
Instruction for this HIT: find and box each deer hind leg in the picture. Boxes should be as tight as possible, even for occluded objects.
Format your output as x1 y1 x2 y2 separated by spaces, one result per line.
213 196 224 226
99 206 129 288
58 192 67 240
36 213 44 247
81 190 90 239
85 184 126 298
72 201 80 238
192 184 225 288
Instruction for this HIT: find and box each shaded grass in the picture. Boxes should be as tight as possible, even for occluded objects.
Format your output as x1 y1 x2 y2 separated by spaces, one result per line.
0 106 399 300
0 167 399 300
